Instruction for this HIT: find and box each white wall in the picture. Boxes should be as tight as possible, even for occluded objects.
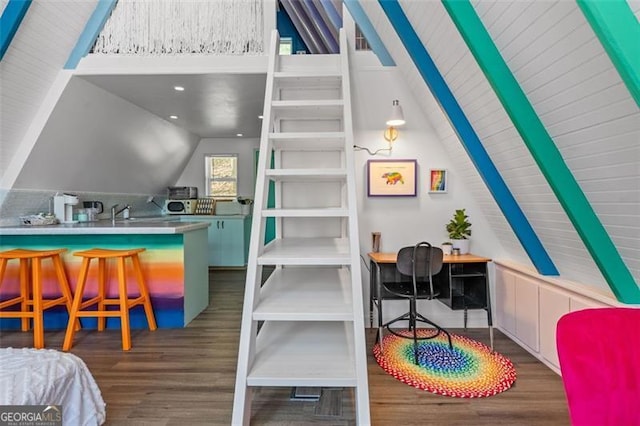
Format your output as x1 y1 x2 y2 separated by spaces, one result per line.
0 1 97 178
348 50 505 327
175 138 260 199
344 27 504 261
13 76 200 195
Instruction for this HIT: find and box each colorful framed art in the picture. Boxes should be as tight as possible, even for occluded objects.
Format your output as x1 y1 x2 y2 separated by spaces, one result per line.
367 159 417 197
429 169 448 193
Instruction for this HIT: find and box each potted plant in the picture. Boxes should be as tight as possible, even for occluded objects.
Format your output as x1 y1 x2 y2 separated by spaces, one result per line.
446 208 472 254
441 241 453 255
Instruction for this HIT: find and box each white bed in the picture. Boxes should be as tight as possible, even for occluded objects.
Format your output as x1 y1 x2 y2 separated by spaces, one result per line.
0 348 106 425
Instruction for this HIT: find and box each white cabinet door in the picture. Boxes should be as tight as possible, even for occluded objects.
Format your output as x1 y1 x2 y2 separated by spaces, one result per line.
181 217 248 267
570 296 602 312
539 286 570 369
495 266 516 335
216 218 246 267
515 275 539 352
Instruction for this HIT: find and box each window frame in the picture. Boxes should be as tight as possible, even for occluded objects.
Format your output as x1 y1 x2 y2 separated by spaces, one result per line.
204 153 239 199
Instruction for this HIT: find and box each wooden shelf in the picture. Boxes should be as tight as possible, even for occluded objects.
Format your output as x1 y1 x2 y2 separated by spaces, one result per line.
254 267 353 321
247 321 356 387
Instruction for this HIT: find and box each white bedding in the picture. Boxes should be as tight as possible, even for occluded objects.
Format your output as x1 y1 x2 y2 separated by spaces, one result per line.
0 348 106 425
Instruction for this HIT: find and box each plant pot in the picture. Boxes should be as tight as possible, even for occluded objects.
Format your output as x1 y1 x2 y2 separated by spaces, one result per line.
441 244 453 255
452 239 470 255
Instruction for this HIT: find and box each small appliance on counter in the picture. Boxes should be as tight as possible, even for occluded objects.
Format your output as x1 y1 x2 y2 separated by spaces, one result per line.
167 186 198 199
53 193 79 223
164 199 198 215
82 201 103 221
194 198 215 215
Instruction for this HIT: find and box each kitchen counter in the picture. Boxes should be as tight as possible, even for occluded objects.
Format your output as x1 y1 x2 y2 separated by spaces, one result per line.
0 219 208 235
0 218 210 331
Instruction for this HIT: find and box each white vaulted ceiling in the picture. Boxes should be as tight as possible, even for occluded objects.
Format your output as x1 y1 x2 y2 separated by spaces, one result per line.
1 0 97 174
1 0 637 296
78 73 266 138
359 0 639 292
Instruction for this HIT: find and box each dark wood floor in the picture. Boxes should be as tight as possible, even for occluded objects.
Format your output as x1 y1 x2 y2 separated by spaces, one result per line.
0 269 570 425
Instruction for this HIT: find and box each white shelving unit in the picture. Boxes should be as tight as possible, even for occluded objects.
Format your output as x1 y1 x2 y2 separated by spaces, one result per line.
232 29 370 425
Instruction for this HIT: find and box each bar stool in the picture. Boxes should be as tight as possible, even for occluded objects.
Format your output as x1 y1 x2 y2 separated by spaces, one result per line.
0 248 78 349
63 248 157 351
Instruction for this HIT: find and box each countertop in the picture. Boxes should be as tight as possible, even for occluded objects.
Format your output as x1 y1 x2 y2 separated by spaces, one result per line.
0 218 210 235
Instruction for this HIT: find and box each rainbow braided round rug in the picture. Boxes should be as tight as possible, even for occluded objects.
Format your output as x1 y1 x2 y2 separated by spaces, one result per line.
373 329 516 398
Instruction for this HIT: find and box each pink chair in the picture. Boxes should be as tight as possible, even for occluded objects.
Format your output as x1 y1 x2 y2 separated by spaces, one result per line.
556 308 640 426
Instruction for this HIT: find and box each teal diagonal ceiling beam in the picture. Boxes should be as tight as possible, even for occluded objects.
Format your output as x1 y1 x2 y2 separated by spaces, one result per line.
378 0 558 276
443 0 639 303
0 0 32 61
576 0 640 107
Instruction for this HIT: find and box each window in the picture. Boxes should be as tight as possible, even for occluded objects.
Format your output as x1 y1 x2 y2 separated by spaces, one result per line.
205 154 238 198
355 24 371 51
279 37 293 55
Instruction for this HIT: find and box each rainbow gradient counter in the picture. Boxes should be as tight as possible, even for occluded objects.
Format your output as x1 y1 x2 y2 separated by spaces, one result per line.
0 219 209 329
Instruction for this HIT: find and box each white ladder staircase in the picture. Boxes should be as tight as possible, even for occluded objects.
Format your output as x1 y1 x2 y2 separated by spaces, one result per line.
232 29 370 425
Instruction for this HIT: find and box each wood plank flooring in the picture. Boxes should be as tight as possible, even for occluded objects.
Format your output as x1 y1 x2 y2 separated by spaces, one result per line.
0 269 570 425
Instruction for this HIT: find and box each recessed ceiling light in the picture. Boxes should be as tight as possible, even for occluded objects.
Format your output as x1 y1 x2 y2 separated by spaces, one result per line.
258 115 263 119
169 115 178 120
236 133 243 137
173 86 185 91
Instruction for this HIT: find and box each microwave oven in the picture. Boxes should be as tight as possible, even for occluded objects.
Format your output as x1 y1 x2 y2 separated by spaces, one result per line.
164 199 198 215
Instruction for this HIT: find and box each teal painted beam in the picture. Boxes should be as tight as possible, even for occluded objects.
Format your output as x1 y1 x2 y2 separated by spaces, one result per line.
64 0 117 69
344 0 395 66
443 0 640 303
378 0 558 276
0 0 32 61
577 0 640 107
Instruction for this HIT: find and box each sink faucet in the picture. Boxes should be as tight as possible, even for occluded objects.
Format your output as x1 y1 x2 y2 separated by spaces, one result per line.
111 204 131 224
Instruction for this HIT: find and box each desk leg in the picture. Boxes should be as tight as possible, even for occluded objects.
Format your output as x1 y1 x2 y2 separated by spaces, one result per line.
485 262 494 350
464 308 468 331
369 260 374 328
375 262 384 349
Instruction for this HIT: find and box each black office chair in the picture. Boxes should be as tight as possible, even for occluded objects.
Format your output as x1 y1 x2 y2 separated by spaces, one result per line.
380 241 453 364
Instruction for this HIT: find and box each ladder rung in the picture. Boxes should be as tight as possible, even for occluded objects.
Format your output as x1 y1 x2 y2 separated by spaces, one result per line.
274 71 341 78
269 132 346 151
271 100 343 118
246 321 357 387
265 169 347 181
273 72 341 89
258 237 351 265
262 208 349 217
253 267 353 321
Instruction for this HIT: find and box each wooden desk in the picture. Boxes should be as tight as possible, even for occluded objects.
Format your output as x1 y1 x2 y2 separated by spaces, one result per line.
368 252 493 348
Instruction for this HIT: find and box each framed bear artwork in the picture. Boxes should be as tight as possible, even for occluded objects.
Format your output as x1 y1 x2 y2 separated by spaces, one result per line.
367 159 417 197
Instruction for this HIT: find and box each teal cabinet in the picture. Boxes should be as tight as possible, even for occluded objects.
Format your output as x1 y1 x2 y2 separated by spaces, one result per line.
182 215 250 267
